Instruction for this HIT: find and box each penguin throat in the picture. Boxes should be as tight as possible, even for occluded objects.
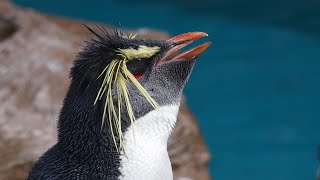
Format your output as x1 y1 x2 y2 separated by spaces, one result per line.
118 105 179 180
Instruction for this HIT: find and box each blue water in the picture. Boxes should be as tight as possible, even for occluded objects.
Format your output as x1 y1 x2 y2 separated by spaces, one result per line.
13 0 320 179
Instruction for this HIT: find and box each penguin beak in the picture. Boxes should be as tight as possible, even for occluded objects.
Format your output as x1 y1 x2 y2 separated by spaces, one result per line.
156 32 211 65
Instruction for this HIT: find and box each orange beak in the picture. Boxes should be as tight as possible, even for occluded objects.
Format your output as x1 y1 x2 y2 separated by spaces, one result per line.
157 32 211 65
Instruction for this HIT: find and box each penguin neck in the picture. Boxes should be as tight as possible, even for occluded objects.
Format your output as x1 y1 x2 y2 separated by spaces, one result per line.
123 105 179 143
57 79 181 179
57 80 180 153
119 105 180 180
57 80 119 153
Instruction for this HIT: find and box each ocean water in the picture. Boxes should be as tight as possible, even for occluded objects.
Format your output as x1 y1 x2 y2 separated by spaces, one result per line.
13 0 320 179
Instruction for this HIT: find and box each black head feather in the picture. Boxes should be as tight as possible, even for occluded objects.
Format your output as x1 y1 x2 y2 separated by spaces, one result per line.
71 26 170 90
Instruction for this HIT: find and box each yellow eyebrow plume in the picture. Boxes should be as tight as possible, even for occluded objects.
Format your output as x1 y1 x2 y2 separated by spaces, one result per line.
117 45 160 60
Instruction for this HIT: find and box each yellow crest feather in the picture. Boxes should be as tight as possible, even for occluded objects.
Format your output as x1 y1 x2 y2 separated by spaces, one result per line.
94 52 160 152
117 45 160 60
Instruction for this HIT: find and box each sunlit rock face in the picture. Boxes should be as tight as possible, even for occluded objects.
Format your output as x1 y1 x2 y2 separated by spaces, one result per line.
0 1 211 180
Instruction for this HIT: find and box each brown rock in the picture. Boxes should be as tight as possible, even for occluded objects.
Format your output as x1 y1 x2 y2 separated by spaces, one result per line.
0 1 211 180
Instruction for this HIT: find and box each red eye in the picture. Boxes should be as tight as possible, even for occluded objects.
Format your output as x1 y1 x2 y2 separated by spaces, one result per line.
134 72 143 79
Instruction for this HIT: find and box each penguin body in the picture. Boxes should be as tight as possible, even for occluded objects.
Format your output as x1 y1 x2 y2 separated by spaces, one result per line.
26 28 210 180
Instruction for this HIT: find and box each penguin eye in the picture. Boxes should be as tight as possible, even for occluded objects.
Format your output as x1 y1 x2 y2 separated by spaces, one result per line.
133 72 143 79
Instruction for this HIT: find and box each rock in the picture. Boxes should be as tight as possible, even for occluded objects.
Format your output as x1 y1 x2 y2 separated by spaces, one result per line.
0 16 17 41
0 1 211 180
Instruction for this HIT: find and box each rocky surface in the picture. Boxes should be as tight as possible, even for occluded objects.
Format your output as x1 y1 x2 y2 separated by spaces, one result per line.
0 1 211 179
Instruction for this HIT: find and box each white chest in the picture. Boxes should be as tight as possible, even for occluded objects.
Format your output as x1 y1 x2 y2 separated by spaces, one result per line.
118 105 179 180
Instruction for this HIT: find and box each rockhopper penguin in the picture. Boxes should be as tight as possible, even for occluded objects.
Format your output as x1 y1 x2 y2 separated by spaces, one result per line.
26 27 210 180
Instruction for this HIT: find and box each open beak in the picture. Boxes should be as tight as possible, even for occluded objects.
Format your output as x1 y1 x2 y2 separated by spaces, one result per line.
156 32 211 65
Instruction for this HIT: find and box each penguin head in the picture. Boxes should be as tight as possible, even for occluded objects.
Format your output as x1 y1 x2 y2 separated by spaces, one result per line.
70 27 210 147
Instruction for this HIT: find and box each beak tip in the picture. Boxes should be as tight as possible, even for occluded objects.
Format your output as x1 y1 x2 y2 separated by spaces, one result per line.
167 32 209 43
